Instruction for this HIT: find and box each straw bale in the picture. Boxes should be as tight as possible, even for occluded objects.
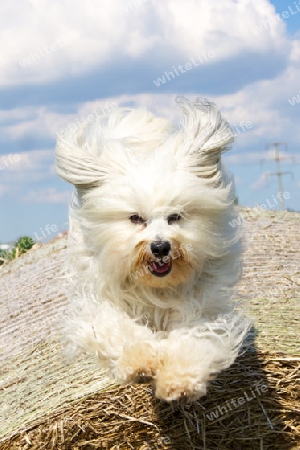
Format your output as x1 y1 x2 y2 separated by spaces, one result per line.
1 349 299 450
0 208 299 450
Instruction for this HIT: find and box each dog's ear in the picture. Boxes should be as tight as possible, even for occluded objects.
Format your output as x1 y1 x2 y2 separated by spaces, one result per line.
177 96 234 179
55 120 106 188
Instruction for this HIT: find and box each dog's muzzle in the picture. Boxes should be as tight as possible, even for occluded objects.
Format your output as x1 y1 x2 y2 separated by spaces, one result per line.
149 241 172 277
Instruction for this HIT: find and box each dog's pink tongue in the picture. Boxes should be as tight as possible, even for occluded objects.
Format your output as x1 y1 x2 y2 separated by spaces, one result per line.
150 262 169 273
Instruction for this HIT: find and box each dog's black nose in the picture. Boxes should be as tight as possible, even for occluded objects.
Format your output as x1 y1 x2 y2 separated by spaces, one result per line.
150 241 171 258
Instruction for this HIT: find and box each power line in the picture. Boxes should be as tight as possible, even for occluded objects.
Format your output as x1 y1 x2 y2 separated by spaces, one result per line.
261 142 294 210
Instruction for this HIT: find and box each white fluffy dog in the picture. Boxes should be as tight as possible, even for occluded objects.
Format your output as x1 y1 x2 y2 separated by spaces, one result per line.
56 96 250 402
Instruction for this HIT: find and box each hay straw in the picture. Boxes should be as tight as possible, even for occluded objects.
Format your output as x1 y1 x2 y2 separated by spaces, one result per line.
1 350 299 450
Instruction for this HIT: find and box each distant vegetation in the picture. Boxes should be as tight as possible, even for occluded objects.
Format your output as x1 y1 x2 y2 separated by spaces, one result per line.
0 236 35 266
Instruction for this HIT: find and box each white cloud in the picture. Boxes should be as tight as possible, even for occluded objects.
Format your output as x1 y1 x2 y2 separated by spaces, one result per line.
0 184 8 197
0 0 289 86
250 172 271 190
23 187 71 204
290 38 300 65
0 150 53 173
0 150 55 195
0 95 178 141
0 149 71 205
154 0 286 56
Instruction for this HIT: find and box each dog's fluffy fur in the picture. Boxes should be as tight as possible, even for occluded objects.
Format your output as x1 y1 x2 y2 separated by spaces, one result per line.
56 97 250 402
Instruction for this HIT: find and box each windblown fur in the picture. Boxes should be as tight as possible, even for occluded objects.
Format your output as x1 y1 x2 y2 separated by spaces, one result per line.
56 96 250 402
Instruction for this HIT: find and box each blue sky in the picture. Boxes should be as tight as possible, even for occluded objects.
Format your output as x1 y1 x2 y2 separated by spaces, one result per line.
1 0 300 244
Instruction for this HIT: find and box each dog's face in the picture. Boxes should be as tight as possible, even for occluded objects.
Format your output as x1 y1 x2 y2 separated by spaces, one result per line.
56 97 236 290
129 213 194 288
88 173 198 288
79 160 231 289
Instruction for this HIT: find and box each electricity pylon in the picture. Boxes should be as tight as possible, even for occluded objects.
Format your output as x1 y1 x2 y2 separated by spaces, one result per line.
261 143 294 210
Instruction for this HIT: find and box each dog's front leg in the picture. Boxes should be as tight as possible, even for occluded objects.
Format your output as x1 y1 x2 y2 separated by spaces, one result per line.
153 314 249 402
65 298 160 384
113 338 159 384
154 332 218 401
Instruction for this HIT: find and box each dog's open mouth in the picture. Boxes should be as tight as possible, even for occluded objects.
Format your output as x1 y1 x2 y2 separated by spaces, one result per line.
149 260 172 277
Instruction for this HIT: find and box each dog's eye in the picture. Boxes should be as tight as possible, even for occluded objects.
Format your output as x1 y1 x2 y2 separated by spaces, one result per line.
129 214 145 224
167 214 181 225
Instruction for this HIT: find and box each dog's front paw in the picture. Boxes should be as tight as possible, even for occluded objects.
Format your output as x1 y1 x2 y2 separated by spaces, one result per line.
111 341 158 384
133 368 155 384
155 367 207 402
